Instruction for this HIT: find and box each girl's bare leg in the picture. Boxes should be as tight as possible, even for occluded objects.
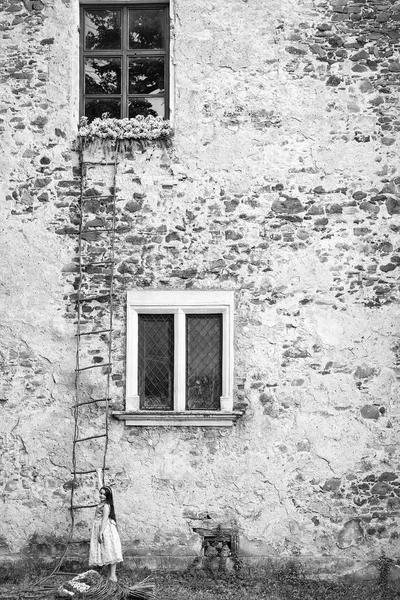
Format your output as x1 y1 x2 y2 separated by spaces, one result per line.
109 562 117 581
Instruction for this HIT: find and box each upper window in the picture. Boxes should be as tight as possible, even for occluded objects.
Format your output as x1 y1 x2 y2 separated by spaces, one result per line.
80 3 169 121
114 291 237 427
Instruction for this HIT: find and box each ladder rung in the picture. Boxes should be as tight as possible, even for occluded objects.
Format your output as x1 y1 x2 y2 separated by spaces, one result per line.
72 468 109 475
81 261 114 267
81 228 113 233
82 194 114 200
76 362 111 372
83 161 117 166
75 329 112 337
72 397 110 408
70 504 98 510
78 293 112 302
74 434 107 443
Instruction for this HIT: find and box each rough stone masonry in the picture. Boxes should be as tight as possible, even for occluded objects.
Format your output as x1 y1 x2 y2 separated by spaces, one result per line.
1 0 400 580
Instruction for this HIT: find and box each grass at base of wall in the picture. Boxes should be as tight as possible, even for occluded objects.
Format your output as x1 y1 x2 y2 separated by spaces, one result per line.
1 564 400 599
153 569 400 600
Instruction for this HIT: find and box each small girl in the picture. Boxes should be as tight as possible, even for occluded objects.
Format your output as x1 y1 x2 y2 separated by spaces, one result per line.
89 469 123 582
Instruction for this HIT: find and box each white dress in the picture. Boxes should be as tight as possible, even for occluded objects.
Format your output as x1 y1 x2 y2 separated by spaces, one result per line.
89 503 123 567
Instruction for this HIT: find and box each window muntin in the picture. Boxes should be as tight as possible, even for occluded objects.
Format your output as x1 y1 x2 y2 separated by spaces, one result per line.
81 4 169 120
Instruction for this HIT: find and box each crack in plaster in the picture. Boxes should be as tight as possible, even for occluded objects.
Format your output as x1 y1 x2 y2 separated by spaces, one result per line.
314 453 336 474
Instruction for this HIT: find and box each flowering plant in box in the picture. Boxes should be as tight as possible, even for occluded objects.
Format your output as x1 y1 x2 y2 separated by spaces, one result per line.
77 114 172 143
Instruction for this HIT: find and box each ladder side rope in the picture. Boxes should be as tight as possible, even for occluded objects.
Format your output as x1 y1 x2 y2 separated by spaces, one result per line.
34 145 120 586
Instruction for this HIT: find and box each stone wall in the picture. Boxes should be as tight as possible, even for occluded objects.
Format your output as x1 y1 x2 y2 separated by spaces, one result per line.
1 0 400 579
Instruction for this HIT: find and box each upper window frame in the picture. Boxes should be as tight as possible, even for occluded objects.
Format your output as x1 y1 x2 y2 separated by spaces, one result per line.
80 1 170 120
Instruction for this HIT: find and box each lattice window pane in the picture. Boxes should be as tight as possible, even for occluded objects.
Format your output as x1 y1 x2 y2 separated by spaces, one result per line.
138 315 174 410
186 314 222 410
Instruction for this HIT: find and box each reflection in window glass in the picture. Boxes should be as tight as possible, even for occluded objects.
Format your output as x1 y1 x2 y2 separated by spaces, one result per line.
129 10 164 49
84 10 121 50
81 5 168 120
128 57 164 95
85 58 121 95
128 97 164 118
85 99 121 121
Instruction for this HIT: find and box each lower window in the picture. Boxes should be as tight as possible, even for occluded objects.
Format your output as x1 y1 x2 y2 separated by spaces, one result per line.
124 291 234 414
138 312 223 410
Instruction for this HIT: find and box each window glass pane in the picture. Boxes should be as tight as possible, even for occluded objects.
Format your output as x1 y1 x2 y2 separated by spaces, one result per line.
138 315 174 411
186 315 222 411
84 99 121 121
128 57 164 95
84 10 121 50
85 58 121 95
129 9 164 49
128 97 165 118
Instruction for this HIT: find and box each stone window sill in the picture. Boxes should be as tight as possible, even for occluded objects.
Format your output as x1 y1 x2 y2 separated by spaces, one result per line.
112 410 243 427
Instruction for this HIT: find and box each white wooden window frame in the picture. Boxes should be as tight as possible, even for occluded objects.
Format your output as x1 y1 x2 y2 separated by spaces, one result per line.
113 290 238 426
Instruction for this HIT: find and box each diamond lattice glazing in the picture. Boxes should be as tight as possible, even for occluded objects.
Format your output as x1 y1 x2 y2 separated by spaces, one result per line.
138 314 174 410
186 314 222 410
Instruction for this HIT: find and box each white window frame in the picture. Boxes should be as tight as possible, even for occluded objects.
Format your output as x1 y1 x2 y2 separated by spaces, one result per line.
114 290 238 426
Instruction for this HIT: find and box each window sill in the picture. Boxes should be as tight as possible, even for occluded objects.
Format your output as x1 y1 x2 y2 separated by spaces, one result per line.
112 410 243 427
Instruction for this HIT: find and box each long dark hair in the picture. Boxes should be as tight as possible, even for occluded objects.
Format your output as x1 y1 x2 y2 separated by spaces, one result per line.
100 486 117 522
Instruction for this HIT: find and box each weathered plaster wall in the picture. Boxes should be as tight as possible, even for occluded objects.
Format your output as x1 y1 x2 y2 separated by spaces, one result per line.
1 0 400 578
